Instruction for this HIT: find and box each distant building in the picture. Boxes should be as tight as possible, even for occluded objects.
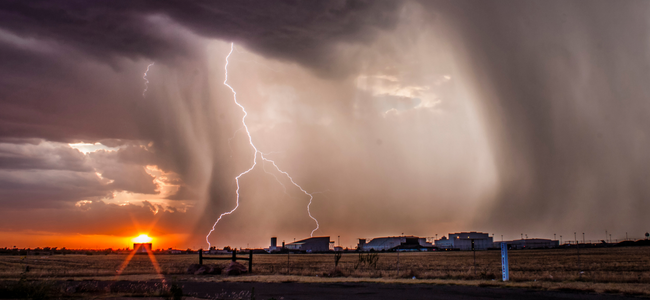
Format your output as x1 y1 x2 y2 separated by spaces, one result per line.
497 239 559 249
208 248 230 254
358 236 433 251
285 236 331 253
435 232 493 250
133 243 152 253
265 237 281 253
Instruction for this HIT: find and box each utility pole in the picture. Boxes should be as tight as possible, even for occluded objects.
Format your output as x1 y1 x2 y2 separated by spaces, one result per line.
472 239 476 277
554 234 556 240
582 233 585 244
560 235 563 244
577 238 581 277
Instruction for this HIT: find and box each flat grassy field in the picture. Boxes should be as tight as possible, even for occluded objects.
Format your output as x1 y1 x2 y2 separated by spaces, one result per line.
0 247 650 295
1 247 649 282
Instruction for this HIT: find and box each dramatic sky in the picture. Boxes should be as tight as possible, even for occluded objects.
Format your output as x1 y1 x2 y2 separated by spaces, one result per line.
1 1 649 249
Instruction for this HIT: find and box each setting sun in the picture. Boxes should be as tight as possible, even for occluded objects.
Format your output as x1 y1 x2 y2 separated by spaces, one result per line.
132 234 153 243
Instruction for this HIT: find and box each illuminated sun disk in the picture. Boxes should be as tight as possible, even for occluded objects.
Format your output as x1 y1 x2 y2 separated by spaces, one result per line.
132 234 153 243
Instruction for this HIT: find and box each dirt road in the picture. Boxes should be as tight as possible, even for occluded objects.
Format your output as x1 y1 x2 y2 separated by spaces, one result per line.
178 281 636 300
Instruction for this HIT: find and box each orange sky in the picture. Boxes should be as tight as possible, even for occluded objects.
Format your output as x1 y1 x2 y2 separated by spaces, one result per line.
1 231 188 250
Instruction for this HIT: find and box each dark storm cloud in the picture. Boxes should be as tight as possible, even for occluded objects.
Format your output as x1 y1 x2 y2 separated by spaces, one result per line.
157 0 401 75
0 0 196 63
0 0 403 147
425 1 650 232
0 0 401 73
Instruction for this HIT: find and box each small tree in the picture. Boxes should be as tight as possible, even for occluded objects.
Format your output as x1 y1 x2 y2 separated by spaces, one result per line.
334 252 342 267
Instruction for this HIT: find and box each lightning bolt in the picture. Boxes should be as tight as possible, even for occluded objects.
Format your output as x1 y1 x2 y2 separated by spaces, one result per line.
206 43 319 248
260 153 319 236
142 62 154 98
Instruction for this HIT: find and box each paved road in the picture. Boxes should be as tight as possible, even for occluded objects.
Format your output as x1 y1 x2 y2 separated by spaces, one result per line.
177 282 636 300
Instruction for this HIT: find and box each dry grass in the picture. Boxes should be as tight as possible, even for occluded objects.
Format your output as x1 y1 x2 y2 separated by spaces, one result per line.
0 254 194 278
249 247 650 284
1 247 649 295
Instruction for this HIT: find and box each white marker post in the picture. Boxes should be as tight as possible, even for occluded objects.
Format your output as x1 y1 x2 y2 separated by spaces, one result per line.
501 242 509 281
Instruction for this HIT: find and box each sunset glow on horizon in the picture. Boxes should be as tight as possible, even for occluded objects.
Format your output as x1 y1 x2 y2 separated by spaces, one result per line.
132 234 153 244
0 231 185 250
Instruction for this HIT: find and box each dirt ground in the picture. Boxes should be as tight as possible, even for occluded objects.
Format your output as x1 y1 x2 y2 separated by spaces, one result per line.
0 277 644 300
164 280 644 300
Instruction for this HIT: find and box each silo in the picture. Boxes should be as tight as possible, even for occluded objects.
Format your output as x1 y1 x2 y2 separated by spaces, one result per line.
271 237 277 248
358 238 366 250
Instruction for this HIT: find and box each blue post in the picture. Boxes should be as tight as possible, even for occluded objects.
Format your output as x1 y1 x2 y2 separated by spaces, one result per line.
501 242 509 281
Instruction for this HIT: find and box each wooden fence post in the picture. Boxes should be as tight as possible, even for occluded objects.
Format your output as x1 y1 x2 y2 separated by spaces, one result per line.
249 251 253 273
232 249 236 262
199 249 203 265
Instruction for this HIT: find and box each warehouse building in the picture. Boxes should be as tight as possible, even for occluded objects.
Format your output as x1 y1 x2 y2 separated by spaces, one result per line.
358 236 433 251
435 232 493 250
284 236 331 253
497 239 559 249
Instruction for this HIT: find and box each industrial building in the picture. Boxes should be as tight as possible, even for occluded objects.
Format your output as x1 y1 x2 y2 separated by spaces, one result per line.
435 232 493 250
265 237 281 253
133 243 152 254
497 239 559 249
358 236 433 251
284 236 331 253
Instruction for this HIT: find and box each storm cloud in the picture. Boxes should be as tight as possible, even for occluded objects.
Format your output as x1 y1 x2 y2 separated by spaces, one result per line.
0 1 648 248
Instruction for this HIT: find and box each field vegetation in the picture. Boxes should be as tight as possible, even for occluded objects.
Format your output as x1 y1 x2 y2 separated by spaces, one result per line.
1 247 649 296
